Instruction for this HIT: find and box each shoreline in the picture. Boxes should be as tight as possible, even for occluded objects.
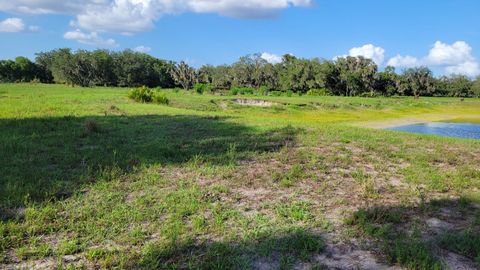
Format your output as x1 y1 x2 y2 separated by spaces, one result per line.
356 115 457 129
363 118 431 129
358 115 480 129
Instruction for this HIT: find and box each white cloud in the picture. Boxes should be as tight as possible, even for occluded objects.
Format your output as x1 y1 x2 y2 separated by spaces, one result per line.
426 41 474 66
0 17 39 32
0 18 25 32
386 41 480 77
425 41 479 76
445 61 480 77
1 0 314 33
133 45 152 53
74 0 159 33
28 25 40 32
187 0 312 18
0 0 99 15
386 55 420 68
261 52 283 64
64 29 119 48
348 44 385 65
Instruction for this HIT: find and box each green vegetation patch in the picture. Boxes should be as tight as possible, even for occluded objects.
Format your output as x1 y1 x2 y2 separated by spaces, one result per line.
438 231 480 266
1 84 480 268
346 206 442 269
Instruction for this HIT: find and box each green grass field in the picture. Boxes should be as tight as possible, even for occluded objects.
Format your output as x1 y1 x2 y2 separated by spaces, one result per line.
1 83 480 269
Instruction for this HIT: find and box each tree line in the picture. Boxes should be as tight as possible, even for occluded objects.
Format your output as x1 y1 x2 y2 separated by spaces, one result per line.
1 49 479 97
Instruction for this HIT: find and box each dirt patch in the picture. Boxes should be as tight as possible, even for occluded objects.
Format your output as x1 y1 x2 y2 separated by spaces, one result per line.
441 250 479 270
0 207 25 221
233 99 279 107
314 247 400 270
426 217 454 233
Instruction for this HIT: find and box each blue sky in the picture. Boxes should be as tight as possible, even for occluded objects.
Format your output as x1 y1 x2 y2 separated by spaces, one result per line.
0 0 479 76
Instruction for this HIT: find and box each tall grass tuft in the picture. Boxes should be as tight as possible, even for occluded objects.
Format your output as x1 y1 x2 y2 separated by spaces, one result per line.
153 92 169 105
84 118 100 134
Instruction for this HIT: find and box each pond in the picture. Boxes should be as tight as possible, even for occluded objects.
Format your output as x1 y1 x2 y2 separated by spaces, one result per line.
387 122 480 140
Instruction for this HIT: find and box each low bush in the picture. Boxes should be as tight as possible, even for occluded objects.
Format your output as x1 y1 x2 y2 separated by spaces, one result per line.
268 91 283 97
153 92 169 105
306 88 332 96
255 86 270 96
128 86 153 103
229 87 255 96
128 86 169 105
193 83 211 95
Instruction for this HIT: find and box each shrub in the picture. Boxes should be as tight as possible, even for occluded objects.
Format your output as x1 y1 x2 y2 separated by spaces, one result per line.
153 92 169 105
268 91 283 97
193 83 211 95
306 88 332 96
229 88 238 95
255 86 270 96
229 87 254 96
128 86 169 105
128 86 153 103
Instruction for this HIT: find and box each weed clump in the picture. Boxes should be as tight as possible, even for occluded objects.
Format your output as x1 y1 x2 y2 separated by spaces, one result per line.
273 164 305 188
84 118 100 134
153 92 169 105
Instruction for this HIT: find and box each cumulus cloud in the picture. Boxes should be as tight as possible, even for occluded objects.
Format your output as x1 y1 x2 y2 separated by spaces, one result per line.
0 17 39 32
74 0 159 33
348 44 385 65
444 61 480 77
0 0 99 15
386 41 480 77
64 29 119 48
261 52 283 64
425 41 479 76
426 41 474 66
1 0 313 33
0 18 25 32
386 55 420 68
133 45 152 53
187 0 312 18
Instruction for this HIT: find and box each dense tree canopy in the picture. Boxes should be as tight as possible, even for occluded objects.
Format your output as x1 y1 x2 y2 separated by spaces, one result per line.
0 49 479 98
472 76 480 98
397 67 436 98
31 49 175 88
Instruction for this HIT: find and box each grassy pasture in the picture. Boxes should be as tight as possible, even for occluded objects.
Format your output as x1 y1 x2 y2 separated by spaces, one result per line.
1 83 480 269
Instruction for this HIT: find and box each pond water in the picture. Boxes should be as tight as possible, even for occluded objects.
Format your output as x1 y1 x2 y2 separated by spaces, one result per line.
387 122 480 140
